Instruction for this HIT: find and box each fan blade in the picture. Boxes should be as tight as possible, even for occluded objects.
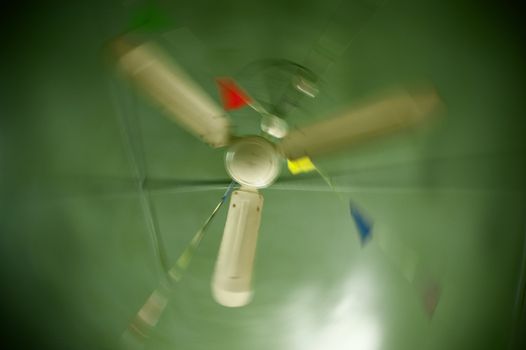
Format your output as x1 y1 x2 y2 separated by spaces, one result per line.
280 89 442 160
212 187 263 307
113 39 231 148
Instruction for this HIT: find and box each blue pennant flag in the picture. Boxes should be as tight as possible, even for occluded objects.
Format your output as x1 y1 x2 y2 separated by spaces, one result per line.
349 201 373 245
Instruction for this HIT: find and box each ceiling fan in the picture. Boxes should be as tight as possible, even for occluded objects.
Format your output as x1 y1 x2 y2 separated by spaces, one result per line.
111 36 441 309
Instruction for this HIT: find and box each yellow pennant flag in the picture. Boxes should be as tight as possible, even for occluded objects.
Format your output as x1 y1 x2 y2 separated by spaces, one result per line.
287 156 316 175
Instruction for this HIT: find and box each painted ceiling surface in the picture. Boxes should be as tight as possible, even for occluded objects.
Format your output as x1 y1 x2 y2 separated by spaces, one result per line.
1 0 525 349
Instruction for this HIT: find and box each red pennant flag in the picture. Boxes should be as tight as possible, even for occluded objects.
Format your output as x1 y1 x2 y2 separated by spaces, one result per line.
216 78 251 110
421 281 441 318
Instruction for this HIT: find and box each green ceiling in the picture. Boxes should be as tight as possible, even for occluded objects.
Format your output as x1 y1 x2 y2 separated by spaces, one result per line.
1 0 525 349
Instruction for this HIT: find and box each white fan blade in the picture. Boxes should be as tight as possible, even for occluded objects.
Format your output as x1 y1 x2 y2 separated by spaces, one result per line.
280 89 442 160
212 187 263 307
113 39 231 148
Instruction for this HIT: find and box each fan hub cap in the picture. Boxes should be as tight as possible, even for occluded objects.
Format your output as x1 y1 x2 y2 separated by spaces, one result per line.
225 136 281 189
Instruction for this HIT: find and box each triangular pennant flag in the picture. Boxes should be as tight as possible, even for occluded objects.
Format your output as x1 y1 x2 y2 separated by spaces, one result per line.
287 156 316 175
349 202 373 245
129 5 173 32
420 280 441 319
216 78 251 110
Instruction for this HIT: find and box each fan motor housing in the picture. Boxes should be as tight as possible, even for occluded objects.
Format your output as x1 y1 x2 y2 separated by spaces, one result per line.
225 136 282 188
